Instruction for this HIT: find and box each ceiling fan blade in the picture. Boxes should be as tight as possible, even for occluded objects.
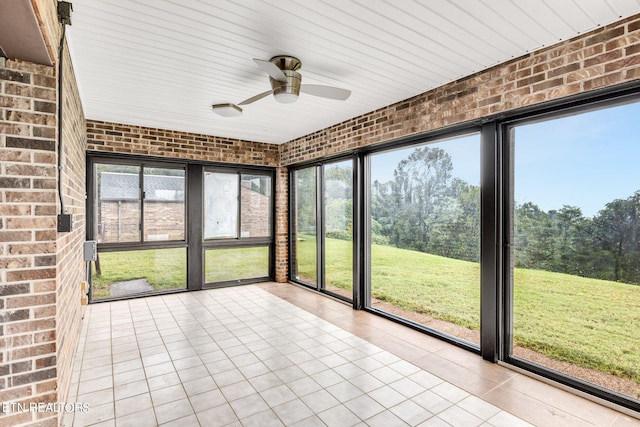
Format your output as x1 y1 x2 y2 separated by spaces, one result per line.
238 90 273 106
253 58 287 82
300 84 351 101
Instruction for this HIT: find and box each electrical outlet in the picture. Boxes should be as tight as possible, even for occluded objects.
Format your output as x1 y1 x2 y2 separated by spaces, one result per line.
83 241 97 261
57 214 72 232
58 1 73 25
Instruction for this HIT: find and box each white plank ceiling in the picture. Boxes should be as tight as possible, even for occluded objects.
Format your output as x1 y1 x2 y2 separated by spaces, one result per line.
66 0 640 144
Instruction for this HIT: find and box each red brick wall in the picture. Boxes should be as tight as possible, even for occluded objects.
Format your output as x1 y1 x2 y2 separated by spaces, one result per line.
274 167 289 282
55 36 87 419
0 57 60 427
86 121 279 167
240 185 271 238
97 201 185 242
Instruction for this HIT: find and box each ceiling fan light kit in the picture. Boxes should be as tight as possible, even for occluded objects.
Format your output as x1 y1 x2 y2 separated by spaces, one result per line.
271 69 301 104
212 55 351 117
211 103 243 117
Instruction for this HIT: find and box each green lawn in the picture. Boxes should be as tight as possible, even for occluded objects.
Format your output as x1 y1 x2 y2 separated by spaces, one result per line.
92 246 269 299
295 237 640 386
205 247 269 283
295 236 480 328
92 248 187 299
513 268 640 383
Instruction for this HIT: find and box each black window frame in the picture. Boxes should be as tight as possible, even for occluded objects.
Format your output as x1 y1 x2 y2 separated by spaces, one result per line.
201 166 275 288
89 156 188 250
362 127 485 354
500 87 640 413
288 154 358 304
86 152 276 300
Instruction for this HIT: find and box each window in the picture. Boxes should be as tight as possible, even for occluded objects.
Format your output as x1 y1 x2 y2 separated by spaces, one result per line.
92 248 186 299
95 163 185 243
290 160 354 301
241 174 271 238
95 164 141 243
324 160 353 299
89 156 275 298
204 171 272 240
507 100 640 404
291 166 318 286
144 168 186 241
202 169 273 286
368 134 481 346
204 172 238 239
286 89 640 410
205 247 270 283
91 161 187 300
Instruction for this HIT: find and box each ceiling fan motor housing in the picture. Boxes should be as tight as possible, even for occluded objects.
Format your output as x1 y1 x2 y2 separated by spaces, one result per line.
270 70 301 103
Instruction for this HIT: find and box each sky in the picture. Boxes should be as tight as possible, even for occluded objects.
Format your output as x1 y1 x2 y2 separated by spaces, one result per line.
371 133 480 185
514 101 640 217
370 100 640 218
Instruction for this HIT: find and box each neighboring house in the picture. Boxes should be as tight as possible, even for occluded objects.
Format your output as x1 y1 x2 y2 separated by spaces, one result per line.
98 172 269 242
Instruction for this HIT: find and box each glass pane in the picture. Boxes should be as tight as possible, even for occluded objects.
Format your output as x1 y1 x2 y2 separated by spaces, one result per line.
205 247 269 283
95 164 141 243
292 167 317 286
204 172 238 239
240 174 271 237
91 248 186 300
511 101 640 402
143 167 185 241
324 160 353 299
369 134 481 345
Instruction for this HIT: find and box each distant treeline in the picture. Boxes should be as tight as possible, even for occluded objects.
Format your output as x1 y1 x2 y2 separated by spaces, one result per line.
370 147 640 285
296 146 640 285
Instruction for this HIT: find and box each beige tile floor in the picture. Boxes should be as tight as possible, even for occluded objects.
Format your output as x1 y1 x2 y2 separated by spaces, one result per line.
62 283 640 427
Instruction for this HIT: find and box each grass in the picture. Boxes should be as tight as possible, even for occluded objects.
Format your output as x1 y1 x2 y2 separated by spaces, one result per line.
295 236 640 386
294 234 353 296
92 247 269 299
513 268 640 383
205 247 269 282
92 248 187 299
371 244 480 329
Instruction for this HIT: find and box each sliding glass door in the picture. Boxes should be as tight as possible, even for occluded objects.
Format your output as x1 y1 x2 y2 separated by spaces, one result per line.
203 170 273 285
286 90 640 410
368 134 481 346
92 161 187 300
291 166 318 286
89 157 275 300
291 159 354 301
507 100 640 403
323 160 353 299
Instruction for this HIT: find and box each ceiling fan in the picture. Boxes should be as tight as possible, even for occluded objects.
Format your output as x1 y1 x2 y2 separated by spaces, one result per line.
212 55 351 117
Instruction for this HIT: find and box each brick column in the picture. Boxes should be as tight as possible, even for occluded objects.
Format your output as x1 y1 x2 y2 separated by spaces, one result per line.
0 58 60 426
274 166 289 282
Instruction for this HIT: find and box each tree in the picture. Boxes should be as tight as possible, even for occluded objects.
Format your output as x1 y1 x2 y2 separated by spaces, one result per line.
552 205 586 274
514 202 556 270
388 147 454 253
447 179 481 262
294 168 317 235
371 180 393 244
593 191 640 283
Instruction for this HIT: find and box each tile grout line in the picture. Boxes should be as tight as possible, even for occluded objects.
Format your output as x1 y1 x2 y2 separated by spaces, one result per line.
69 286 542 427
